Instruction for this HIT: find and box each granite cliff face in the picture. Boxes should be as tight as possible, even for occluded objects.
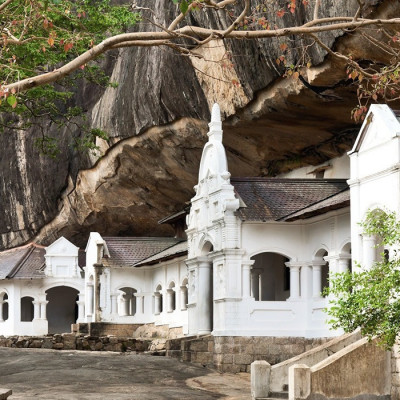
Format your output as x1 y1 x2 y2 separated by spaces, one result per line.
1 0 398 250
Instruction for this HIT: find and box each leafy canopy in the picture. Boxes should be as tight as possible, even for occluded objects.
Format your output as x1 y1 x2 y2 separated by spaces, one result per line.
326 210 400 349
0 0 138 155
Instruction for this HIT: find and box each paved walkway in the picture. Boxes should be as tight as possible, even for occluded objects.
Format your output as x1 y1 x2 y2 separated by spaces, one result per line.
0 348 250 399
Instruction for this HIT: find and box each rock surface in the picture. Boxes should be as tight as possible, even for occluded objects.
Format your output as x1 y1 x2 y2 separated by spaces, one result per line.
1 0 399 250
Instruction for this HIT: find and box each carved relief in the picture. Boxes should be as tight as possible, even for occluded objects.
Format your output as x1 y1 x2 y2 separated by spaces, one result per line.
189 270 196 301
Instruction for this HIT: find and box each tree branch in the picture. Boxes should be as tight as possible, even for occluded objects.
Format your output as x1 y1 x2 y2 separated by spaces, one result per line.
3 15 400 93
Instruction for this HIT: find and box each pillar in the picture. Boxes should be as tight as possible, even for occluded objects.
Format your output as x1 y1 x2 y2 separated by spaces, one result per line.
242 260 254 298
93 263 103 322
40 301 48 320
363 235 377 269
120 294 129 316
110 293 118 315
180 286 187 310
312 262 324 298
300 264 312 299
87 282 94 317
286 263 300 300
76 293 85 322
33 301 40 320
197 258 212 334
167 289 175 313
135 294 144 314
338 257 351 273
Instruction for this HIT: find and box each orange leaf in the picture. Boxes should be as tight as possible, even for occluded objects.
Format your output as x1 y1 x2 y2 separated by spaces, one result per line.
276 9 285 17
48 37 54 47
279 43 288 52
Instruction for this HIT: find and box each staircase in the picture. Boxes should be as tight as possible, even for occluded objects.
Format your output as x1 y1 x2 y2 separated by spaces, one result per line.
252 330 391 400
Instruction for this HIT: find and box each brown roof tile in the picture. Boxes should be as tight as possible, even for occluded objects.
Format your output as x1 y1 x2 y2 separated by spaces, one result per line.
0 243 45 280
231 178 349 222
134 241 188 267
102 237 182 268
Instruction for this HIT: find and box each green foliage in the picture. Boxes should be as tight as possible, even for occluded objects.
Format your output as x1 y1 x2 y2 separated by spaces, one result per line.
0 0 138 155
326 209 400 349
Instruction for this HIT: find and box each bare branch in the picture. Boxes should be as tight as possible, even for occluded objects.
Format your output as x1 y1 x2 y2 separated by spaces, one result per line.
0 0 14 12
313 0 320 21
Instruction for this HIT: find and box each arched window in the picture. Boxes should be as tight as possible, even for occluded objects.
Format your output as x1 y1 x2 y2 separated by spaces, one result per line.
0 293 8 321
21 296 34 322
118 287 137 317
250 252 290 301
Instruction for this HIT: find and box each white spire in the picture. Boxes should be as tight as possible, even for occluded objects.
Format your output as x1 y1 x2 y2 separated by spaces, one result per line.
208 103 223 142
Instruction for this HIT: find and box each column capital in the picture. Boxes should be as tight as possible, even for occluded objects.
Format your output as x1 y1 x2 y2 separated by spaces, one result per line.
242 259 255 267
285 261 302 270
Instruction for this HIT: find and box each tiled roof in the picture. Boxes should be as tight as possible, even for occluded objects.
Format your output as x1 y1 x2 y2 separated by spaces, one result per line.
231 178 349 222
284 189 350 221
0 243 45 280
134 241 188 267
102 237 183 268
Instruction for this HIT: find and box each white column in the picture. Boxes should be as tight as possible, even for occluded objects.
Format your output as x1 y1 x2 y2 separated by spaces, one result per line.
120 294 129 316
167 289 174 313
180 286 187 310
300 264 312 299
40 301 48 320
87 283 94 317
338 257 351 273
33 301 41 320
312 263 323 298
198 258 212 334
110 293 118 315
76 293 85 322
242 260 254 298
135 294 144 314
363 235 377 269
286 263 300 300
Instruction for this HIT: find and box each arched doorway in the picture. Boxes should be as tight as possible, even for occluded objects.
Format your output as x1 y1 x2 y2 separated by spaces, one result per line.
250 252 290 301
46 286 79 333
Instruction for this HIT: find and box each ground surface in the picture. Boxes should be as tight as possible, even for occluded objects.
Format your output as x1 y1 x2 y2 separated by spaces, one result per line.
0 348 250 400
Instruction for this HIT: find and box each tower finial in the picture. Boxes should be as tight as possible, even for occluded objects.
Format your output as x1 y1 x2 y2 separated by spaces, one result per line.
211 103 221 123
208 103 222 142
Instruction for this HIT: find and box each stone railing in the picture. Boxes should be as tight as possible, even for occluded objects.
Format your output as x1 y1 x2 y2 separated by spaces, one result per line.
289 337 391 400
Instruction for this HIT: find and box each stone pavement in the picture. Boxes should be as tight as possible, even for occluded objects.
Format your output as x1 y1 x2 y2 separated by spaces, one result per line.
0 348 250 399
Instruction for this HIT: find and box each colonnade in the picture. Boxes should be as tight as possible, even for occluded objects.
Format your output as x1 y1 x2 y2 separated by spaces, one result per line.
248 253 352 302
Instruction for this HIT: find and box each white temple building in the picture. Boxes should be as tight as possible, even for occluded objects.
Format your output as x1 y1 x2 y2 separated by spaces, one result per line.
0 104 398 338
